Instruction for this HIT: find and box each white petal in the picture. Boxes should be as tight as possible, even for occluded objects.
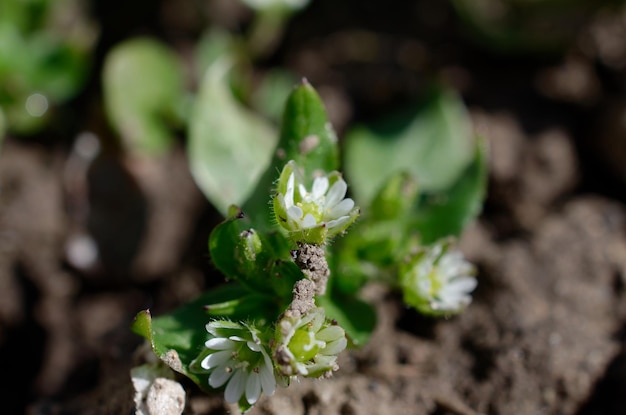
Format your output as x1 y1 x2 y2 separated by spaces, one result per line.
328 198 354 219
308 310 325 332
259 365 276 396
298 184 308 199
326 216 350 230
317 326 344 342
302 213 318 228
209 366 233 388
326 180 347 208
312 177 329 199
245 371 262 404
323 337 347 355
228 335 246 342
247 341 261 352
446 277 477 293
224 369 247 403
285 173 295 208
205 337 235 350
201 350 232 370
439 254 472 277
287 205 304 220
436 288 472 310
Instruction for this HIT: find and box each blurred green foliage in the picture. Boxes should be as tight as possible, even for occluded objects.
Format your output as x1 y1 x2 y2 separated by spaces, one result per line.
102 38 187 156
188 58 277 215
0 0 96 134
453 0 626 54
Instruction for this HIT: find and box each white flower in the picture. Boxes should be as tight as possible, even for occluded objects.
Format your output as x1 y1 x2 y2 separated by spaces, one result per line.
197 321 276 405
273 307 347 378
401 242 477 314
274 161 359 244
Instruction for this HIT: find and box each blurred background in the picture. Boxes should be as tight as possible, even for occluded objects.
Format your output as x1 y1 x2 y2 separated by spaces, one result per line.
2 0 626 413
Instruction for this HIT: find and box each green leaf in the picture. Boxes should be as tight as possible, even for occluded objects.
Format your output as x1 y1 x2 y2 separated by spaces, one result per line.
208 207 303 303
131 295 215 392
412 138 488 243
102 38 185 156
276 80 339 180
188 58 277 215
243 80 339 228
317 293 376 347
344 88 474 206
194 29 240 81
0 0 95 135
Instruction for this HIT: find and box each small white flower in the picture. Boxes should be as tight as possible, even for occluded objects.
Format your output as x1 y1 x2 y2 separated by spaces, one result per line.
401 242 477 314
274 161 359 244
273 307 347 378
197 321 276 405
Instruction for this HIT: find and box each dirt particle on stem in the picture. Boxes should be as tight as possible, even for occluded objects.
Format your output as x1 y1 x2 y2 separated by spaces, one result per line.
292 243 330 295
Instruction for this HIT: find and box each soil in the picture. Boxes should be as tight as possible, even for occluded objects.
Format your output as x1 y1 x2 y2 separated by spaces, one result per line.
3 1 626 414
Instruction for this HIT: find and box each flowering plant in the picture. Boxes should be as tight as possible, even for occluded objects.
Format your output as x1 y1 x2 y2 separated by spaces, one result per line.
132 80 487 413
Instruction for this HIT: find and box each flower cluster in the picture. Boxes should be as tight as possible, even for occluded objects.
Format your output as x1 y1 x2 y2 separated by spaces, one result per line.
194 321 276 406
400 241 477 315
273 307 347 378
273 161 359 244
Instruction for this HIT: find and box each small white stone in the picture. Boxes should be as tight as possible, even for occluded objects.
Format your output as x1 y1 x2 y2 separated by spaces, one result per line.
145 378 185 415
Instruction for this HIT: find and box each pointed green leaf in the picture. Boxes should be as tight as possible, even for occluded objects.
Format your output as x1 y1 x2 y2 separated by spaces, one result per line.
102 38 185 156
412 138 488 243
345 89 474 206
243 80 339 227
277 80 339 179
188 59 277 215
131 309 154 343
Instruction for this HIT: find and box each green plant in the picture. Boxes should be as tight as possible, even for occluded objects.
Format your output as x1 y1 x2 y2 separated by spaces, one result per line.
132 77 486 412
